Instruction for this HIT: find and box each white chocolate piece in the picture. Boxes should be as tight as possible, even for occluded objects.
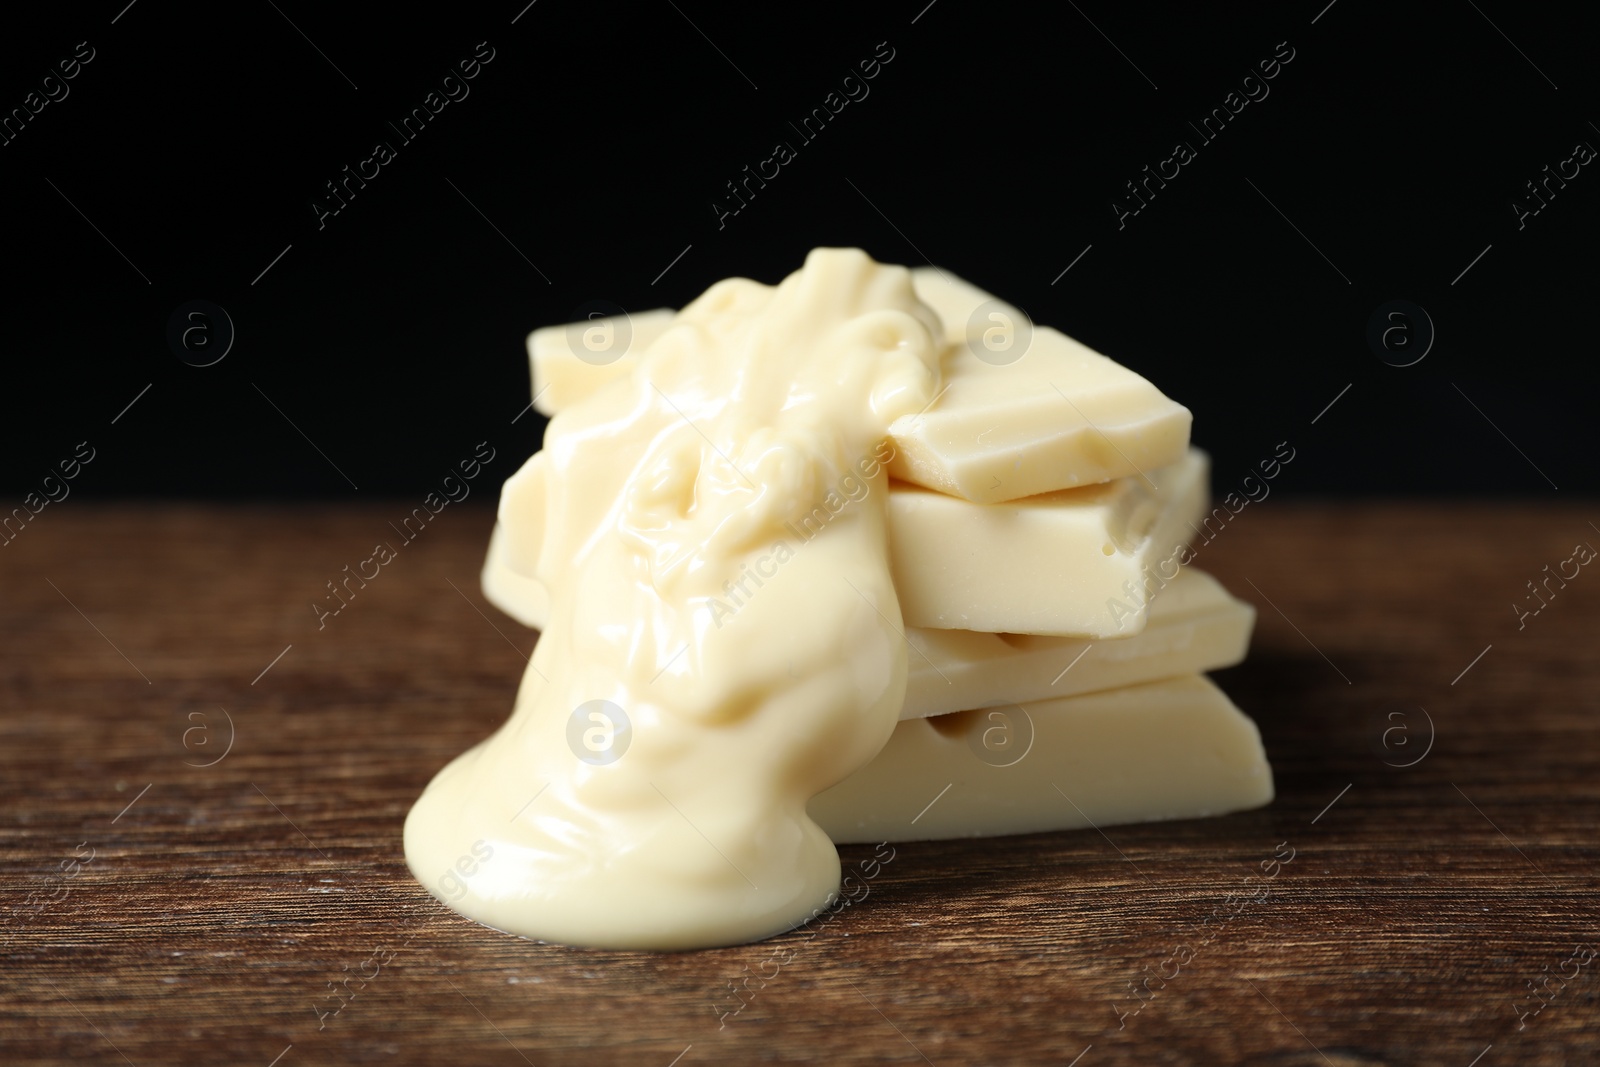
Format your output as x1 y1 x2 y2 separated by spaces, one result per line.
524 272 1191 503
901 266 1191 503
495 448 1208 640
810 674 1274 844
481 519 549 629
529 308 675 416
885 324 1193 504
904 568 1252 718
888 448 1209 636
481 528 1251 721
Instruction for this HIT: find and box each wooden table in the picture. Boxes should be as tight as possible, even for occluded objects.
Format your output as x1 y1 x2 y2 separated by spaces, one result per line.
2 502 1596 1066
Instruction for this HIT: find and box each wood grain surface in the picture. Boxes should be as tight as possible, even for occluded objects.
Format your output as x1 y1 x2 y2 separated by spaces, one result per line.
2 501 1597 1066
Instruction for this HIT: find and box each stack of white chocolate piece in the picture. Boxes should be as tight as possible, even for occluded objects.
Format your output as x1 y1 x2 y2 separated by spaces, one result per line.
484 268 1272 845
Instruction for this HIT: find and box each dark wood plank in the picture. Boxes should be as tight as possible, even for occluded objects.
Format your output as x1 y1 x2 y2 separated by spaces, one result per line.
2 501 1597 1066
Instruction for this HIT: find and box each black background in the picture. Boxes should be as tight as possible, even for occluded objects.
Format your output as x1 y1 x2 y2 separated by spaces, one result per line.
2 0 1595 499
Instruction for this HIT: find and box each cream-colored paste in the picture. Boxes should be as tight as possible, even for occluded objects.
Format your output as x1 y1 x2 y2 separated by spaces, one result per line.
405 248 942 949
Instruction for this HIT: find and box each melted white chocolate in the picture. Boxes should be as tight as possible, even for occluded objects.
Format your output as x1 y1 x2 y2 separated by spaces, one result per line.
405 249 943 949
